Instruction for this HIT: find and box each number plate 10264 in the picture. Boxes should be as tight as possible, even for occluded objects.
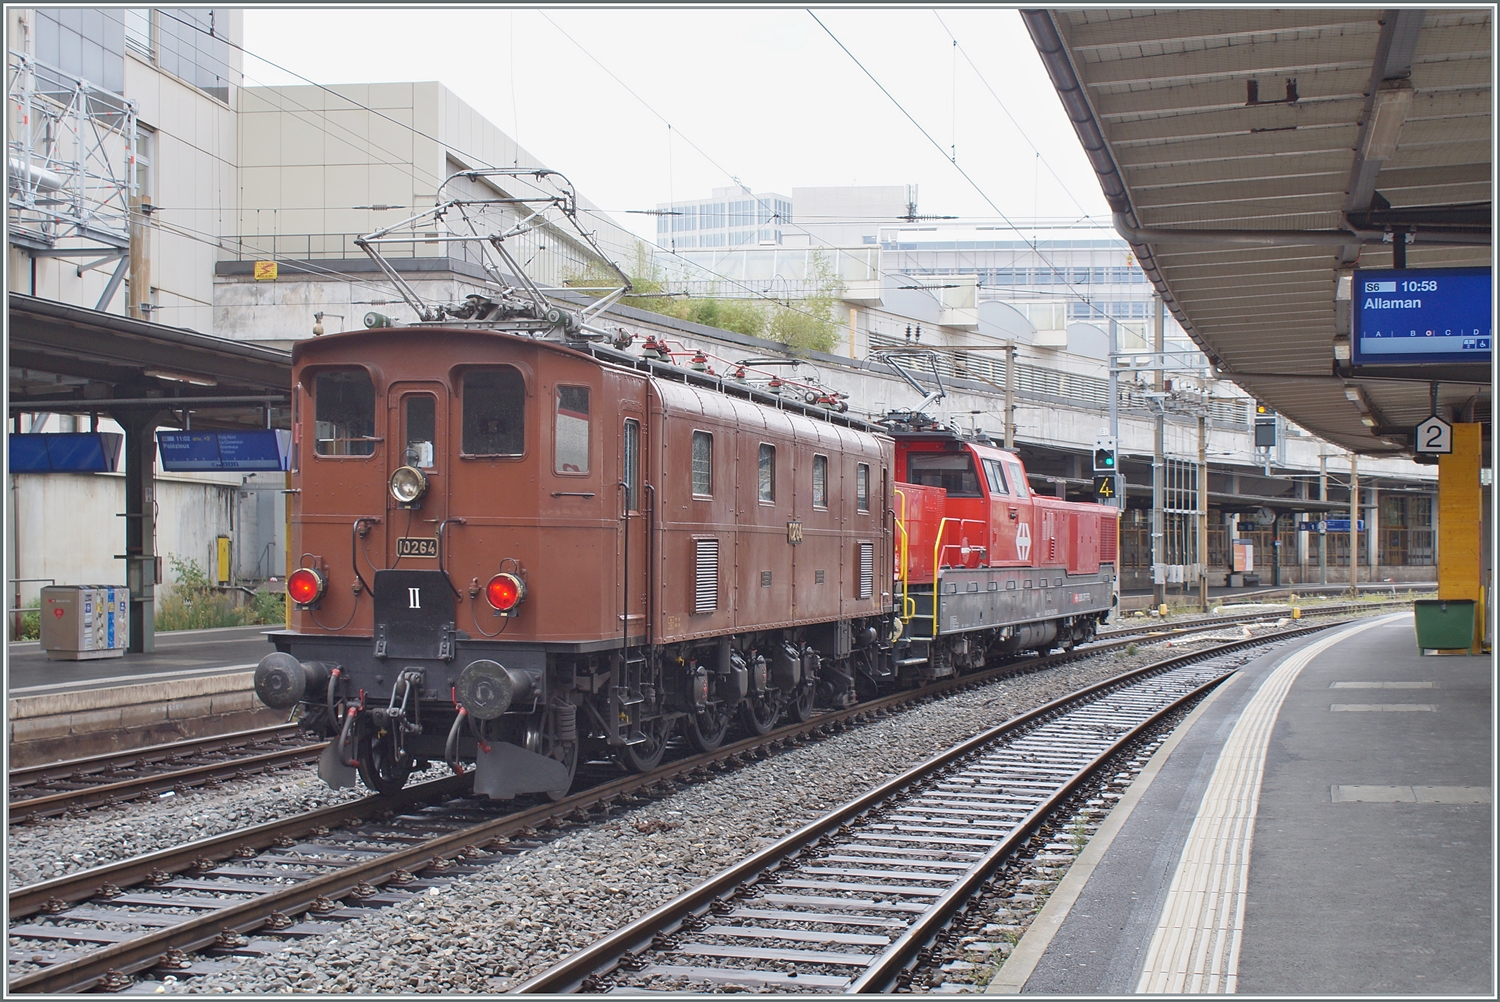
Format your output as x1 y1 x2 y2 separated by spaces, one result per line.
397 536 439 558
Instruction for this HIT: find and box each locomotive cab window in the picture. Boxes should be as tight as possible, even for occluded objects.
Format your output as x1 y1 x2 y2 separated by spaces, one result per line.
554 385 590 474
856 463 870 513
907 452 982 497
983 458 1009 496
1005 460 1030 498
403 394 435 469
692 431 712 497
313 369 376 456
812 454 828 509
758 444 775 503
461 367 524 456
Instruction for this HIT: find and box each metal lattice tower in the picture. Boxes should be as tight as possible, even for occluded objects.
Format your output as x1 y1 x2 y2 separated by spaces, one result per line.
7 45 136 265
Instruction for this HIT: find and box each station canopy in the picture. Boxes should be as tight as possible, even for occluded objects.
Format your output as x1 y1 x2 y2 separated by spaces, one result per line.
9 294 290 428
1027 8 1491 455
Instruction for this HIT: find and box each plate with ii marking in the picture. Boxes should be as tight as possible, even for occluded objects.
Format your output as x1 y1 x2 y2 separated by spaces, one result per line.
397 536 438 558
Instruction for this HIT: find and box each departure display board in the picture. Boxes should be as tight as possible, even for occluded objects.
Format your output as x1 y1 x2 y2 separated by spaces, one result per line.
157 430 291 471
1352 267 1491 366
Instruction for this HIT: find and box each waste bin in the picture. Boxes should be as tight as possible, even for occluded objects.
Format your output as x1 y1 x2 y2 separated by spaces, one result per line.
1413 598 1475 652
39 586 128 661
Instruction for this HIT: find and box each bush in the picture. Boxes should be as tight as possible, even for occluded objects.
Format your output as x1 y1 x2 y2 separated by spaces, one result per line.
250 588 287 626
12 610 39 642
154 556 287 632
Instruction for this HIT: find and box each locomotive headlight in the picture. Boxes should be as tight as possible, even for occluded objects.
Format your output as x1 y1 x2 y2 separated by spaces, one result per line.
287 567 326 608
485 573 526 615
389 465 428 505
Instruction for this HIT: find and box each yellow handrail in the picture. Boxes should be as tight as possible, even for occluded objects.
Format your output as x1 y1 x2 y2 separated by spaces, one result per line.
931 517 956 637
894 489 914 622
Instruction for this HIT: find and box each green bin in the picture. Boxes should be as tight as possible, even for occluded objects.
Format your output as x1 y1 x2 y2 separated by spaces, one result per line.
1413 599 1475 651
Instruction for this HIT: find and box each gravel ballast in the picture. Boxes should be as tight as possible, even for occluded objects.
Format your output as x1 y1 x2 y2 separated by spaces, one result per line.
140 640 1232 994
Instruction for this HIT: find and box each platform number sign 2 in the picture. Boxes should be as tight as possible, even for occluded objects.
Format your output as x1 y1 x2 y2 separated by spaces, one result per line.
1415 416 1453 455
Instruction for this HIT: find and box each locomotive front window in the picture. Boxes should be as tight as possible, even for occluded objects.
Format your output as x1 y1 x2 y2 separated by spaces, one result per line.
812 454 828 509
692 431 712 497
554 385 590 474
313 369 376 456
758 444 775 503
906 452 981 497
461 367 524 456
404 395 435 469
856 463 870 512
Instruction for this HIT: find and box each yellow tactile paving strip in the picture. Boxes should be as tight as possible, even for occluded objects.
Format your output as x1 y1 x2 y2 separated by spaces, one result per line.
1134 616 1396 994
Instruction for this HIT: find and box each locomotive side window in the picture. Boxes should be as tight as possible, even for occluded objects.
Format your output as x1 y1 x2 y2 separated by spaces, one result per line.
692 431 712 497
461 368 524 456
856 463 870 513
554 385 590 474
1005 460 1030 498
983 458 1009 496
404 395 435 469
906 452 982 497
812 454 828 509
623 419 640 512
313 369 376 456
758 444 775 503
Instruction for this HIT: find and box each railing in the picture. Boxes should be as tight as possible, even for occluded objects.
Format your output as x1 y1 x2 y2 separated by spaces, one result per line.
8 577 56 640
868 334 1246 427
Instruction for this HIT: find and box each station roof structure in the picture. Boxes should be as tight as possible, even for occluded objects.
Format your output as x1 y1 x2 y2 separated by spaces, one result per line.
9 294 291 429
1025 8 1491 456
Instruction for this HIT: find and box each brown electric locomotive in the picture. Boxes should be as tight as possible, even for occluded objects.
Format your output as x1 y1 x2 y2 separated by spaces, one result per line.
254 325 896 798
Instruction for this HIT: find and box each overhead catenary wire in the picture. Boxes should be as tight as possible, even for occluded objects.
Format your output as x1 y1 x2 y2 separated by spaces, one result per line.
536 9 1076 320
930 10 1097 221
806 9 1095 308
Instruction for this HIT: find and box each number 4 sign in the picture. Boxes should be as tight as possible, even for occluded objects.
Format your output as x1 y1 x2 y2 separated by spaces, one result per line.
1415 415 1453 455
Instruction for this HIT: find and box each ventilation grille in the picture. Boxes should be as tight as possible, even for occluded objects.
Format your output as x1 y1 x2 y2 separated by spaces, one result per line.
694 539 719 613
1099 519 1118 562
858 542 874 599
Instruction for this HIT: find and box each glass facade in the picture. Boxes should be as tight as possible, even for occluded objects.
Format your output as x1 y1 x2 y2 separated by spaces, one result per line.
659 192 791 248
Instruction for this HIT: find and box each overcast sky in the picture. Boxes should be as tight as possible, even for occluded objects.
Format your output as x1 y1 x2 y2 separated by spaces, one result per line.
243 7 1113 243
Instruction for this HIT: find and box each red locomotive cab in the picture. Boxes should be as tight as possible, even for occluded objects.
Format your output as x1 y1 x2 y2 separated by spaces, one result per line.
970 445 1037 569
901 441 989 570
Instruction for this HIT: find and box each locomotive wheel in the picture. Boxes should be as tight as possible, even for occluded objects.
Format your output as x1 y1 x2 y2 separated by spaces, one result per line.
617 717 672 773
683 705 732 753
739 694 781 736
785 681 818 724
355 716 413 795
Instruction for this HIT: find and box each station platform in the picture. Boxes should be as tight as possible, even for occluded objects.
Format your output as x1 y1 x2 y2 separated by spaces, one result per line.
6 625 284 766
992 611 1491 995
6 623 274 698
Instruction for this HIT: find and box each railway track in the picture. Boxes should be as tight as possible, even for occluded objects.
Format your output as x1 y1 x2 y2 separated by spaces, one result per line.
4 616 1356 994
515 621 1343 994
6 599 1369 825
8 725 324 823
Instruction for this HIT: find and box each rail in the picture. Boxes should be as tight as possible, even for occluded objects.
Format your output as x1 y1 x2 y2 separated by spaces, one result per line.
514 619 1350 993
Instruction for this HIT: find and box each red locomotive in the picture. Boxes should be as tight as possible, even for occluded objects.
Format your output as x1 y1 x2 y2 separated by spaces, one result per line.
251 170 1119 799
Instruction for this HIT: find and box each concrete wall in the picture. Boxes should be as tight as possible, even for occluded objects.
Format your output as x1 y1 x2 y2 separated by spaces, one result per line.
6 441 285 638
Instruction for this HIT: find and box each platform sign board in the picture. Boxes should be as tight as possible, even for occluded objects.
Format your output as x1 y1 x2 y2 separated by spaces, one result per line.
1352 267 1491 366
1414 415 1453 455
7 433 122 472
1322 519 1365 533
157 430 291 472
